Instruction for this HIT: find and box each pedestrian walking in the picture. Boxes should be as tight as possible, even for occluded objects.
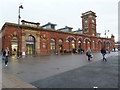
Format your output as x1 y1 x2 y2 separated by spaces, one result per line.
101 48 107 61
3 47 10 66
86 48 92 61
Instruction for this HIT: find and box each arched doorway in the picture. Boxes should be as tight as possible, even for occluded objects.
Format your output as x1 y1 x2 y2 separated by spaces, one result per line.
84 38 91 50
58 39 63 53
72 40 75 49
72 40 76 53
78 41 82 49
77 36 83 49
66 36 76 52
10 32 18 55
50 39 56 54
11 42 17 55
26 35 35 55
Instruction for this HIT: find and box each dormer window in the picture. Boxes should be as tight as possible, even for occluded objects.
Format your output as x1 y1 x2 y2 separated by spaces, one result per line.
58 26 73 32
41 22 57 30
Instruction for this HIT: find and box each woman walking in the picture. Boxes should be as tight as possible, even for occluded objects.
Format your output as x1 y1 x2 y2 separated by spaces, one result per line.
3 47 10 66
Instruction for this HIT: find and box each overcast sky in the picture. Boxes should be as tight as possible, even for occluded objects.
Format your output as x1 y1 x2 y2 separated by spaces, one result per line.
0 0 119 41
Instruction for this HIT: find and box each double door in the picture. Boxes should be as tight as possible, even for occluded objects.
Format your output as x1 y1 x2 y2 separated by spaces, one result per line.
26 44 35 55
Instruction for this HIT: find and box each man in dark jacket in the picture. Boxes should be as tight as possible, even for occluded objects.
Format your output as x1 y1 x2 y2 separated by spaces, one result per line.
86 48 92 61
101 48 107 61
3 47 10 66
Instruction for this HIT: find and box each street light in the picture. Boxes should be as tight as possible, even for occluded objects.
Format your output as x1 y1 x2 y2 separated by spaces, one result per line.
104 30 109 38
104 30 106 38
107 30 110 38
17 5 23 58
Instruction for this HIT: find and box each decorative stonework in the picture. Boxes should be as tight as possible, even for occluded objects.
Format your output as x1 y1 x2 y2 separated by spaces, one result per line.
10 31 17 41
21 29 40 54
41 34 49 41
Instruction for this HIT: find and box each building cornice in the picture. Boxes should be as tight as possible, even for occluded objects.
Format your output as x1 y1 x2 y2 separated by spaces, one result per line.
1 22 112 40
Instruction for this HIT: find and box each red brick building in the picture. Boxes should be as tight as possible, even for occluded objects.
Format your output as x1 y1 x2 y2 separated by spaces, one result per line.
0 11 115 55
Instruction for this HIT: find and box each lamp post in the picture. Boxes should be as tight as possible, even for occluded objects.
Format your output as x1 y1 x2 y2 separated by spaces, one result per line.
107 30 109 38
104 30 109 38
17 5 23 58
104 30 106 38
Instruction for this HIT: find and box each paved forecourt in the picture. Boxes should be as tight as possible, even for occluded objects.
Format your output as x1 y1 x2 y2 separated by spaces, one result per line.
2 52 116 83
31 53 118 88
1 52 118 88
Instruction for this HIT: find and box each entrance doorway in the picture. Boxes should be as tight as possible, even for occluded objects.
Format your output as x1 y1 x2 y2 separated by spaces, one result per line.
59 44 63 53
72 40 76 53
26 35 35 55
26 44 35 55
72 40 75 49
50 39 56 54
78 41 81 49
11 42 17 55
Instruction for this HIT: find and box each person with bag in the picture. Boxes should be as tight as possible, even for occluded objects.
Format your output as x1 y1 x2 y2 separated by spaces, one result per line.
101 48 107 61
3 47 10 66
86 48 92 61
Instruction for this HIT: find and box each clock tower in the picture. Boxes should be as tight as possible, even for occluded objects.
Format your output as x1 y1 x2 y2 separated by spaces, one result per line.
81 11 97 36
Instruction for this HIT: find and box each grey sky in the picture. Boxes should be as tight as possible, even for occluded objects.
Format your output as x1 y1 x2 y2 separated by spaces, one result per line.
0 0 118 41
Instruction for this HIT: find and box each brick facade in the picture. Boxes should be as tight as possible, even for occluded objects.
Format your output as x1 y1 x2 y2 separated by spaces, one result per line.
0 11 115 55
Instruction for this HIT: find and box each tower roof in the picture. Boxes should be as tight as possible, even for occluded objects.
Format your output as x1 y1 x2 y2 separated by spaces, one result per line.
81 11 97 18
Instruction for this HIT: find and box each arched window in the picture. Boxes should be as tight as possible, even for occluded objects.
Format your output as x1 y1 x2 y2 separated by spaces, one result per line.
51 39 55 43
26 35 35 42
66 39 69 42
50 39 56 51
59 39 63 43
